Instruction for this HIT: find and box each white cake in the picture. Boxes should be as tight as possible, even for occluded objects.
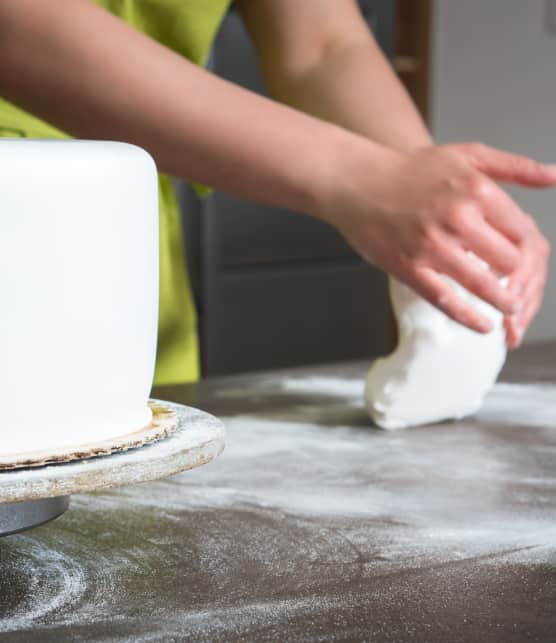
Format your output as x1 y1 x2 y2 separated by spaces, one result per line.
0 139 159 457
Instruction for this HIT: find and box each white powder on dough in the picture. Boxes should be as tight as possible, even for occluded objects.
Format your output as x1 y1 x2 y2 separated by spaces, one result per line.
365 276 508 429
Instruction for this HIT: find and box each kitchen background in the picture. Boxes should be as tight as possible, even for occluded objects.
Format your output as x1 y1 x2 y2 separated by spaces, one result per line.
176 0 556 376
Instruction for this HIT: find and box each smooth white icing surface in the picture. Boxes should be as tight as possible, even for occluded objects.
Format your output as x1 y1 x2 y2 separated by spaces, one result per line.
365 274 507 429
0 140 159 456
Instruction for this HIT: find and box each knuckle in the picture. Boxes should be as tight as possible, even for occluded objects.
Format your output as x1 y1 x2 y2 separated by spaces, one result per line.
428 232 445 258
439 145 468 167
444 200 474 232
414 222 439 258
466 174 492 200
409 264 427 286
463 141 487 158
395 253 415 278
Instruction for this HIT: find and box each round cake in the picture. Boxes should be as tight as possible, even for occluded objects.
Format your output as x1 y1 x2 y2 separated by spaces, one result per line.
0 139 159 457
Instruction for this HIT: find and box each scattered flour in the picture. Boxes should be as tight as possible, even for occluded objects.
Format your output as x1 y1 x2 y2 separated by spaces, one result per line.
279 376 365 400
2 378 556 637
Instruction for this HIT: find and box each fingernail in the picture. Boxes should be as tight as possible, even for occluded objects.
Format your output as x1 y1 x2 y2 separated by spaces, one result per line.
509 300 522 314
545 164 556 177
477 318 493 332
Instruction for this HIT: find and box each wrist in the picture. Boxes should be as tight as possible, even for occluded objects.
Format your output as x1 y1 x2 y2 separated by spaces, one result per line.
307 126 405 228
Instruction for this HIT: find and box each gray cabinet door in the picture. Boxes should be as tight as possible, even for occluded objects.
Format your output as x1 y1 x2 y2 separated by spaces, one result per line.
179 3 396 375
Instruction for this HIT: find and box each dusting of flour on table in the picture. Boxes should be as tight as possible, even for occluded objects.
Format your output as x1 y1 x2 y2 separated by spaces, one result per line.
2 377 556 640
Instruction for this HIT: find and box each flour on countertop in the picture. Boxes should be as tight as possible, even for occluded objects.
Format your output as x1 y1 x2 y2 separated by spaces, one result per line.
2 379 556 638
278 376 365 400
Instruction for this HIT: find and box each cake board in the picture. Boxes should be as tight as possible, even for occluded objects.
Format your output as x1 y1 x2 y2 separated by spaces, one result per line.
0 400 225 537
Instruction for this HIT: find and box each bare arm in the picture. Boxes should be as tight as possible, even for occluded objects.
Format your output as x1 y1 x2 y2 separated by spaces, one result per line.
237 0 431 150
237 0 554 347
0 0 388 215
0 0 554 339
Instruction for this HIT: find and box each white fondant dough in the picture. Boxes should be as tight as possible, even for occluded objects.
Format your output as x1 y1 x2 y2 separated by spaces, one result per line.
365 274 507 429
0 140 159 456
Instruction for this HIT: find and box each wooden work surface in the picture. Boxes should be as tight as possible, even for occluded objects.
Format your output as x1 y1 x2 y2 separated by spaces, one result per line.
1 342 556 641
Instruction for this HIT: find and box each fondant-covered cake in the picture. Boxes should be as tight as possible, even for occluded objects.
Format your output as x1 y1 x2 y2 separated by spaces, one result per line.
0 140 159 457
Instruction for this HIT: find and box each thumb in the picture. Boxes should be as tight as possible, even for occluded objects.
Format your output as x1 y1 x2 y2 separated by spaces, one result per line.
461 143 556 187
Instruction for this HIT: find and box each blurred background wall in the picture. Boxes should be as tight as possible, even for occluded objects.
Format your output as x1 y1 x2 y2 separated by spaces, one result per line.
431 0 556 342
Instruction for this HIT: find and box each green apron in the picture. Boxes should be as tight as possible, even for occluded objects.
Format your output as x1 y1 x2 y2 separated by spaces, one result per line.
0 0 231 385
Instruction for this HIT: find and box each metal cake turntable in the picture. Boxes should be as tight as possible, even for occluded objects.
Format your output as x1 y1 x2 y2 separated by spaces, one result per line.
0 400 225 537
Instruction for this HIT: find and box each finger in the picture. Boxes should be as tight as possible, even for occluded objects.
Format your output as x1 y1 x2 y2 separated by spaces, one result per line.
409 265 493 333
508 285 543 349
519 285 544 336
480 182 531 244
516 265 545 322
504 314 520 349
506 265 546 347
519 270 545 310
447 201 520 275
433 245 516 315
506 251 535 298
507 234 548 300
463 143 556 187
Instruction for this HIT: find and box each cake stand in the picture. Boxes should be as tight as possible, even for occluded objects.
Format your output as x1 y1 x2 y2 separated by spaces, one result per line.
0 400 225 537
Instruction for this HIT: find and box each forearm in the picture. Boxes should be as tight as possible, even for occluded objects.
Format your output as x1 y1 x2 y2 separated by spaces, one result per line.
260 31 432 152
0 0 394 218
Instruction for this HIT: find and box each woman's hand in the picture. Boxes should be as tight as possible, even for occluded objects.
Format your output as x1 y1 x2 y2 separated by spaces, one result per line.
323 141 555 342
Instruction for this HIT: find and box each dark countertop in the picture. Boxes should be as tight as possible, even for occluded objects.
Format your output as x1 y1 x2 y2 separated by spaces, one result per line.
1 341 556 642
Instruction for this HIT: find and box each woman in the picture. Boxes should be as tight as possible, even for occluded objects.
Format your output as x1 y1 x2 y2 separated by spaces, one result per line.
0 0 553 385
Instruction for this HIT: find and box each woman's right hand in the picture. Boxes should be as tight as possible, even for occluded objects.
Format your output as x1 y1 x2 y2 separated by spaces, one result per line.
322 141 556 343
